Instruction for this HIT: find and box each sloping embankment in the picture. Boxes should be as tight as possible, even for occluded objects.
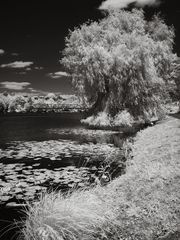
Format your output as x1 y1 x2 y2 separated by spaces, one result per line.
21 114 180 240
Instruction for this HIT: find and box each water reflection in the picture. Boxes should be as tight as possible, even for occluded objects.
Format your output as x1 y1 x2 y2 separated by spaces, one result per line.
47 128 129 147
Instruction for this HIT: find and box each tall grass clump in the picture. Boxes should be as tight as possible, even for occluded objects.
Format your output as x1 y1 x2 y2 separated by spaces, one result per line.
20 188 121 240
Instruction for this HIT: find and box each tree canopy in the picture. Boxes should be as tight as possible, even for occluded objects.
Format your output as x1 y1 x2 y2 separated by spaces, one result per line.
61 9 178 120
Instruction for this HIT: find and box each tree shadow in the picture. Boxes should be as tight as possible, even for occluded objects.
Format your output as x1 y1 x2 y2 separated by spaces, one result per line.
168 112 180 119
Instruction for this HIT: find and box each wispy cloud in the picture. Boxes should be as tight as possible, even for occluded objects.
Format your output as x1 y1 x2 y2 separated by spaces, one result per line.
18 71 27 75
0 61 33 69
26 67 32 71
48 71 70 79
11 53 19 56
99 0 161 9
0 49 5 55
34 66 44 70
0 81 31 90
28 87 38 93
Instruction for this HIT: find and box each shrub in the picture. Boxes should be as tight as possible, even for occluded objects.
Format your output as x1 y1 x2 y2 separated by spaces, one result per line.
81 112 112 127
113 110 134 127
82 110 136 129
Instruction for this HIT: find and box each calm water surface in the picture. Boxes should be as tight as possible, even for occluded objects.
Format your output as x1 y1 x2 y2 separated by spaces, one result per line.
0 113 128 239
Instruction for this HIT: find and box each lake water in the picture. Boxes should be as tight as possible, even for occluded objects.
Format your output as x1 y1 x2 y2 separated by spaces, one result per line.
0 113 129 239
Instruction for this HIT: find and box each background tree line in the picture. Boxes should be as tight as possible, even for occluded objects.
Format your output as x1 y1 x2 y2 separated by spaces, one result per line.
0 92 82 113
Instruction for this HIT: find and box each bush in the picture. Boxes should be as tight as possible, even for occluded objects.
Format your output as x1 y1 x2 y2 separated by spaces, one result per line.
81 110 136 129
113 110 134 127
81 112 112 128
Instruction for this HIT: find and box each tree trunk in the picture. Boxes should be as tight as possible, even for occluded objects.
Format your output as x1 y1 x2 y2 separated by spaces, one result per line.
88 92 109 115
88 78 111 116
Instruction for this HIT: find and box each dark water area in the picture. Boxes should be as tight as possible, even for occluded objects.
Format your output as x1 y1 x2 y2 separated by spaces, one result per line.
0 113 131 240
0 113 84 144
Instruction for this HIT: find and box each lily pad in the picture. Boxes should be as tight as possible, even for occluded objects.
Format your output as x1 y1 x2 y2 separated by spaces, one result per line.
26 166 33 169
33 163 41 167
17 182 29 188
5 175 18 180
68 183 75 188
26 178 35 183
16 194 24 199
0 195 11 202
4 164 16 169
15 167 23 171
14 188 22 193
22 170 32 175
6 202 26 207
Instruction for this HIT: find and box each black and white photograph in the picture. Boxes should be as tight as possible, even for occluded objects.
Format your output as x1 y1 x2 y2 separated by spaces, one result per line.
0 0 180 239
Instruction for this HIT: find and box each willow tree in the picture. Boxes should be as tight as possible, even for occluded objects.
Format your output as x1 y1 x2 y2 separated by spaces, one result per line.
61 9 177 119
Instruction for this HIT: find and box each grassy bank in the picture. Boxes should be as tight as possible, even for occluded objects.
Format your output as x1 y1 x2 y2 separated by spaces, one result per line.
20 114 180 240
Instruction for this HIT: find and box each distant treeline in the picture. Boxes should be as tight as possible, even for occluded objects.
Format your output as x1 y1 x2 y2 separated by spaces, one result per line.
0 92 85 113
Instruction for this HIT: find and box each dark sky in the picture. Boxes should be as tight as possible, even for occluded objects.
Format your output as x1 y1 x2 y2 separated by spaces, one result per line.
0 0 179 94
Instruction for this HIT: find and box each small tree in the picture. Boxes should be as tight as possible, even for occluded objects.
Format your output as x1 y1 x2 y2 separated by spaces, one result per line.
8 95 26 112
24 97 33 112
61 9 178 120
0 98 6 113
0 94 13 112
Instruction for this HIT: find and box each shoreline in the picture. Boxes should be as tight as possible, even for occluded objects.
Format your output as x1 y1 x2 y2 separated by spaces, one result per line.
21 113 180 240
0 111 86 117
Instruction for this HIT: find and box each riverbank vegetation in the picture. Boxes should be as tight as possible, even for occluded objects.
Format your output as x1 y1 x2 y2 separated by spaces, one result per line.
21 114 180 240
81 110 137 130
